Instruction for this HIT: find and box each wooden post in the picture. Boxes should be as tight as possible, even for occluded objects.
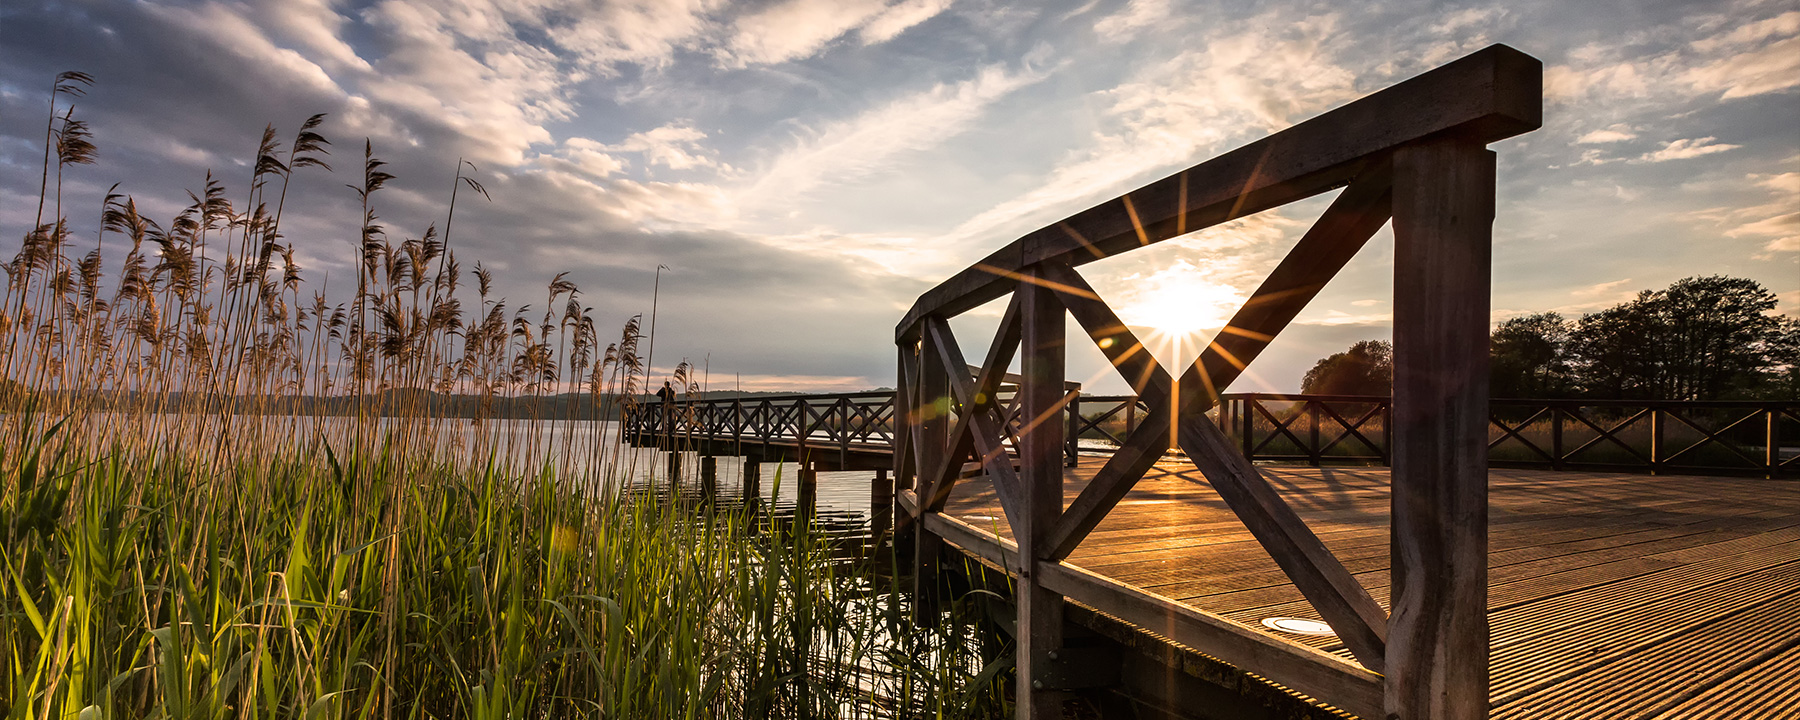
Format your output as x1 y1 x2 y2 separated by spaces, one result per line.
915 327 951 623
1767 409 1780 478
1018 266 1066 719
1309 400 1323 467
798 460 818 526
1242 398 1255 460
665 451 682 485
742 457 762 501
1650 406 1665 474
871 468 893 545
1388 137 1494 720
1066 391 1081 467
1551 407 1565 470
1381 397 1394 465
701 455 718 500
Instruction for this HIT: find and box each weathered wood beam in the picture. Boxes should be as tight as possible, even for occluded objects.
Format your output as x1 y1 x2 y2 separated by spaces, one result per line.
914 326 952 623
924 315 1027 530
896 44 1538 342
1016 268 1067 720
1033 261 1178 559
1385 138 1494 720
923 512 1383 720
1187 162 1395 404
1175 412 1389 673
1037 262 1171 400
1044 402 1171 560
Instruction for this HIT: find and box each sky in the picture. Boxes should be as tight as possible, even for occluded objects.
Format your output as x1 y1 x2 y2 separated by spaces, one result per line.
1 0 1796 394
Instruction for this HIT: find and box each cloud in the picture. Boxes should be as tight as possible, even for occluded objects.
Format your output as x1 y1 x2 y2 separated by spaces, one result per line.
544 0 722 73
859 0 956 45
606 124 717 171
717 0 956 67
944 12 1356 248
719 0 888 67
541 137 628 178
1574 278 1635 299
1547 7 1800 104
1576 125 1637 144
1761 233 1800 254
739 63 1044 209
1760 172 1800 195
352 0 582 165
1549 278 1642 314
711 373 879 392
1093 0 1171 42
1682 34 1800 99
1635 137 1739 163
144 2 347 99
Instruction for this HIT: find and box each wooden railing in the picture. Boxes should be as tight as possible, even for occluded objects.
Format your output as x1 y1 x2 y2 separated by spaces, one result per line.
894 44 1542 720
622 391 896 459
1215 394 1799 477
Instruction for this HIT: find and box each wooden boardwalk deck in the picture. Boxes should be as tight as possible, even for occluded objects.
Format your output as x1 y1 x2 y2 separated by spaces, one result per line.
935 461 1800 718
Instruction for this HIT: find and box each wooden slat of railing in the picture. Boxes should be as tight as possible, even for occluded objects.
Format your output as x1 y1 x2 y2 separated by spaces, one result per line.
1186 164 1394 405
1174 412 1389 673
1047 403 1172 560
922 315 1026 529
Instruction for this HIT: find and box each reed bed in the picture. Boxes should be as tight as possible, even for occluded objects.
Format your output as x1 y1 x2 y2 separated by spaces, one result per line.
2 73 1011 718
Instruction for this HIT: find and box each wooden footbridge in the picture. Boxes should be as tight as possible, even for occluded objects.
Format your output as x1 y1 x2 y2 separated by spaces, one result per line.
624 44 1800 720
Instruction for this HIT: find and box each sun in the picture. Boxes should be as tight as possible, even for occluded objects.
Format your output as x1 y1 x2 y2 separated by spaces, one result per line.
1116 265 1245 340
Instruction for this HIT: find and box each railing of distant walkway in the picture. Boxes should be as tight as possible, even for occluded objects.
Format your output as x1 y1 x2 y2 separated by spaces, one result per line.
621 391 896 462
1218 394 1800 478
623 382 1087 467
626 391 1799 479
892 44 1542 720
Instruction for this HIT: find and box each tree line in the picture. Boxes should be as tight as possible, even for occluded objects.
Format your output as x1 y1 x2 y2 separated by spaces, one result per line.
1300 275 1799 401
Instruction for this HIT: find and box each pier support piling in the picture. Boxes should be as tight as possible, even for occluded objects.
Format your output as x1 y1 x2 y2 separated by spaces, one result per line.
871 468 893 546
742 457 762 501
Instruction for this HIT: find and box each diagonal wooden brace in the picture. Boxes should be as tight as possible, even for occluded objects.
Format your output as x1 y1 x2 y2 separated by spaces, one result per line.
1175 411 1389 673
921 310 1027 530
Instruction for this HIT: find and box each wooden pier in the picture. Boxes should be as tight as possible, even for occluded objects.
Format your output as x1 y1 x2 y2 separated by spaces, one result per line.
622 397 1799 718
622 44 1800 720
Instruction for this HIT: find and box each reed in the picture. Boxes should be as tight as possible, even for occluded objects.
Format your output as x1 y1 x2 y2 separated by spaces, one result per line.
1 73 1010 718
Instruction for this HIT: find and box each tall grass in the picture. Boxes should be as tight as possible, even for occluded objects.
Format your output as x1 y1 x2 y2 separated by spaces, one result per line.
2 73 1011 718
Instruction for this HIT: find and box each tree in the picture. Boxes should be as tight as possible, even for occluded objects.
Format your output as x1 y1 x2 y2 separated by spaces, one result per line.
1490 312 1573 398
1568 275 1788 400
1301 340 1391 395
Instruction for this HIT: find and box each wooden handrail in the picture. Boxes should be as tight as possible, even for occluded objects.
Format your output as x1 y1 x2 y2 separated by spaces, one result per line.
896 44 1539 343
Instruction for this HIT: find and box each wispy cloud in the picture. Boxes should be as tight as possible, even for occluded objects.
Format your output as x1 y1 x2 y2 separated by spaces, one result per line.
1576 124 1637 144
1547 6 1800 103
718 0 954 67
944 12 1355 248
544 0 722 73
1093 0 1171 42
607 124 718 171
1635 137 1739 163
859 0 956 45
739 63 1045 209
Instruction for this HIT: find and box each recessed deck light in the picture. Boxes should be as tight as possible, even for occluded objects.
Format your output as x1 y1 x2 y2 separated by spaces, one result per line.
1261 617 1336 636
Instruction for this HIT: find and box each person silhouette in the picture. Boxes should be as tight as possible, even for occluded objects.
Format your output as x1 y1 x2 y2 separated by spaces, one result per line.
656 380 676 431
